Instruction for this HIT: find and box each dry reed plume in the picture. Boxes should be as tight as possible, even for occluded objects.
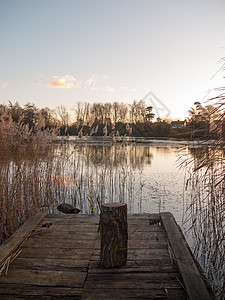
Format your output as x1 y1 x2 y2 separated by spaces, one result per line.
0 109 58 243
183 60 225 298
0 109 144 244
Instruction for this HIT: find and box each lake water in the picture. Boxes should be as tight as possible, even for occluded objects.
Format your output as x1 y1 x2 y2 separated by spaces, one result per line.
59 139 191 233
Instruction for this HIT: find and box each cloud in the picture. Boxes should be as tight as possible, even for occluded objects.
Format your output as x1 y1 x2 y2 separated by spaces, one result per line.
106 86 114 92
85 74 98 90
121 86 136 92
1 82 8 88
86 73 113 92
36 80 45 86
47 75 81 89
102 74 109 80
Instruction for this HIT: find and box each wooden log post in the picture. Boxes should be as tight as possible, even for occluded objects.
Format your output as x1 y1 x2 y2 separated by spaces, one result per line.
100 202 128 268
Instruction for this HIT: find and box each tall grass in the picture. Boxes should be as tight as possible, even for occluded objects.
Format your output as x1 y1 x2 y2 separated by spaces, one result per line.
184 147 225 298
0 109 59 243
50 143 145 214
183 75 225 298
0 110 145 244
182 59 225 298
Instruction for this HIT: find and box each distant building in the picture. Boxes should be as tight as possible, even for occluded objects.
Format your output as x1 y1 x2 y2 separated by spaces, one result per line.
170 120 186 129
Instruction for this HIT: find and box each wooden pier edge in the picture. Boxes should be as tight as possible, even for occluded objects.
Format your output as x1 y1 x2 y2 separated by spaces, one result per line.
0 211 48 266
160 212 212 300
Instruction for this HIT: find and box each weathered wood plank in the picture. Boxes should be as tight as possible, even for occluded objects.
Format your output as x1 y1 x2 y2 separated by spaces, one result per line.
0 284 82 298
82 288 187 300
31 231 97 240
127 213 161 220
88 263 179 274
0 211 47 266
161 212 211 300
92 248 170 258
0 269 86 287
128 231 167 239
24 238 96 249
17 247 94 260
84 279 184 289
88 259 175 268
9 258 89 271
1 296 79 300
0 213 210 299
128 224 164 232
129 239 168 249
90 255 173 265
43 214 99 224
35 224 99 232
94 240 168 250
85 272 183 281
46 213 98 219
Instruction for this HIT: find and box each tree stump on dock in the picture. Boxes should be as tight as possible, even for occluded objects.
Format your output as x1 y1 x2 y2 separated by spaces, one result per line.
100 202 128 268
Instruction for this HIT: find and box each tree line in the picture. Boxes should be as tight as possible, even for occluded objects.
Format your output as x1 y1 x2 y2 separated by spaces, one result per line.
1 100 155 126
0 100 159 137
0 100 221 138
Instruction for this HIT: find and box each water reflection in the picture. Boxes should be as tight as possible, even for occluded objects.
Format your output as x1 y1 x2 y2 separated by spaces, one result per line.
188 146 224 170
52 143 186 217
60 144 184 171
72 144 154 170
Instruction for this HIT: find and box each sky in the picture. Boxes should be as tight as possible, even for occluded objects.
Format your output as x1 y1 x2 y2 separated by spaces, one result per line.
0 0 225 120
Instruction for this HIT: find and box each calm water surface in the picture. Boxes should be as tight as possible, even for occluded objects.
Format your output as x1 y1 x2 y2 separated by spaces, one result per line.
64 141 190 231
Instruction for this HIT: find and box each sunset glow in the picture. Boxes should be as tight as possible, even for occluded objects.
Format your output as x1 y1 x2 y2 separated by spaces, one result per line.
0 0 225 119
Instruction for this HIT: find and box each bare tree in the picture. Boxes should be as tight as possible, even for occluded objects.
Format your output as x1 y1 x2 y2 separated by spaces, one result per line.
103 102 112 124
112 102 120 123
55 105 70 127
40 107 56 127
118 103 128 123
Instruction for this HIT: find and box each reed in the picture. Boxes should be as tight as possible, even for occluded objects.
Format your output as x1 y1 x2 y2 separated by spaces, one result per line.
0 111 144 244
51 143 145 214
184 150 225 298
0 109 58 243
182 59 225 298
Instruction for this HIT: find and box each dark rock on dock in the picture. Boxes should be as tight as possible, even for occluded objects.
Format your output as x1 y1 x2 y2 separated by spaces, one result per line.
57 203 80 214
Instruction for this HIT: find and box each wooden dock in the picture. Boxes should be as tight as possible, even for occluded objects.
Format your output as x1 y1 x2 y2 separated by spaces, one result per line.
0 212 212 299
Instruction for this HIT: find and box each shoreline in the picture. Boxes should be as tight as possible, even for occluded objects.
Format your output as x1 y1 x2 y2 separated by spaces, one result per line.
55 135 215 148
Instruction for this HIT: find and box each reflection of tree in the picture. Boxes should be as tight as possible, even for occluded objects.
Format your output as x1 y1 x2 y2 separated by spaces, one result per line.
155 146 179 154
188 147 224 171
71 144 153 169
188 147 211 170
